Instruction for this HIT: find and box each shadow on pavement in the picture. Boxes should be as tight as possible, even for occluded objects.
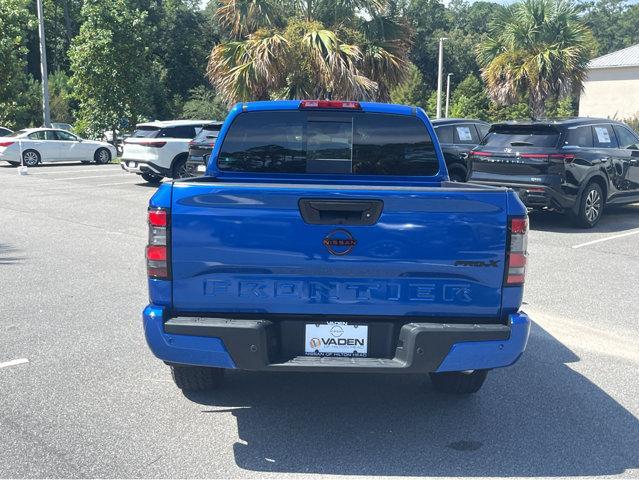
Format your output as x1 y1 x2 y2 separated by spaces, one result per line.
0 243 23 264
529 203 639 234
184 322 639 477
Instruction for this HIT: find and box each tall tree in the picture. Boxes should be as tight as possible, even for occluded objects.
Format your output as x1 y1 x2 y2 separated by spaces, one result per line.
450 74 490 120
69 0 153 137
0 0 38 128
208 0 411 103
478 0 594 118
583 0 639 56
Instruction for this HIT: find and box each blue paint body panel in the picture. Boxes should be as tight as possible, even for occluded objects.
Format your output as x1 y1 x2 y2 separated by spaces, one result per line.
436 312 530 372
145 100 530 374
143 305 236 368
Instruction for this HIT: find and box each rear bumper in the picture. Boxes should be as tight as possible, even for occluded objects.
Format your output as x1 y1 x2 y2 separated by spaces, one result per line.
121 160 170 177
143 306 531 373
470 179 577 211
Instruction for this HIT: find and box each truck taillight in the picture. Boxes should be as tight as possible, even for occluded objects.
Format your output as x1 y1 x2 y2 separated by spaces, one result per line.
147 207 170 279
506 216 528 285
299 100 361 109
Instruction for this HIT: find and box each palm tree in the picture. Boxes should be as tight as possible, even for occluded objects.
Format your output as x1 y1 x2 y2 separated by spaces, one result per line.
207 0 411 104
477 0 594 118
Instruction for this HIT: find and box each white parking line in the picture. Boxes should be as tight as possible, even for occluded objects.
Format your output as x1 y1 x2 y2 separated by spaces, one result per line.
572 229 639 249
22 167 120 175
0 358 29 369
51 173 129 181
94 180 142 187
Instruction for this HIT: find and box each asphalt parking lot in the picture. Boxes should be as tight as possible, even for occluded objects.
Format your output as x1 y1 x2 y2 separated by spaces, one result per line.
1 162 638 478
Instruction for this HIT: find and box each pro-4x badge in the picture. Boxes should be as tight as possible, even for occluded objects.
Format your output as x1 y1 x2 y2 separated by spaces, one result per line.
323 229 357 256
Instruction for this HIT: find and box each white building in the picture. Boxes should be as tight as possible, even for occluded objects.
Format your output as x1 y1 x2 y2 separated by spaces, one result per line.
579 43 639 120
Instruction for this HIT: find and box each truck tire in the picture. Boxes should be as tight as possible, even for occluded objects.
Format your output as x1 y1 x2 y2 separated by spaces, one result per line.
140 172 162 185
170 365 224 392
171 154 191 179
572 181 604 228
429 369 488 394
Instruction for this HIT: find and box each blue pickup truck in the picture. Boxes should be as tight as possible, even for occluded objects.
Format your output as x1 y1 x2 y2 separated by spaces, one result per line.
143 100 531 395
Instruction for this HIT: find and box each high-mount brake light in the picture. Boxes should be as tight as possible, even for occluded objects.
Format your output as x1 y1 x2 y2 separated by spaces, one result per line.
505 216 528 286
300 100 361 110
0 141 15 147
147 207 170 279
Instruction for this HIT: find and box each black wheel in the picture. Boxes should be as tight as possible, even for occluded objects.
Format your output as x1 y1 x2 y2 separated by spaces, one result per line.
94 148 111 164
170 365 224 392
171 155 192 179
449 169 467 182
140 172 162 184
22 150 40 167
429 369 488 394
573 182 604 228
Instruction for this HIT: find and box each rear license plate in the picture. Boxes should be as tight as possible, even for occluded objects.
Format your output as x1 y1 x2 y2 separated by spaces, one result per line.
305 322 368 357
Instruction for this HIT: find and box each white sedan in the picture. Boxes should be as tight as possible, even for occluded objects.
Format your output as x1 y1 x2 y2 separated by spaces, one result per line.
0 128 117 167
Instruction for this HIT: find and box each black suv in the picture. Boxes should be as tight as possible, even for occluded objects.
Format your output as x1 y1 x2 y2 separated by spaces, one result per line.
184 121 223 177
432 118 490 182
468 118 639 227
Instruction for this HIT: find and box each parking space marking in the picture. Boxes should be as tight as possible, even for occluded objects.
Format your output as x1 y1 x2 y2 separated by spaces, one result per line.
94 180 143 187
51 173 130 181
16 167 121 175
0 358 29 369
572 229 639 249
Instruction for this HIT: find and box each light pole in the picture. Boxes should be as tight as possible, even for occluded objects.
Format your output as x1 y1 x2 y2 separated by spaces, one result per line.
36 0 51 127
436 37 447 119
445 73 453 118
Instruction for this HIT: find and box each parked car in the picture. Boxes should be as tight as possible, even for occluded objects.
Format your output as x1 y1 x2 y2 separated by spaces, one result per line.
432 118 490 181
143 100 531 396
51 122 74 132
468 118 639 227
0 126 13 137
184 121 223 176
0 128 117 166
120 120 210 184
101 129 125 156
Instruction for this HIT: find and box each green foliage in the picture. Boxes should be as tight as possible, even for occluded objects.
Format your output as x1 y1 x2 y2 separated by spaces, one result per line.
48 71 75 124
478 0 594 118
488 101 531 121
425 90 438 117
181 86 230 120
624 117 639 132
390 64 430 109
69 0 153 137
450 74 490 119
208 0 411 103
151 0 214 117
0 0 38 128
583 0 639 56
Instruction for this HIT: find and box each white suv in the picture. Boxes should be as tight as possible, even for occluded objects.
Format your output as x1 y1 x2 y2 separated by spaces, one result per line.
121 120 210 183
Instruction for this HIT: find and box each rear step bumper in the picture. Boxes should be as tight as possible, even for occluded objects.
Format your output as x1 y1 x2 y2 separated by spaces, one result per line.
143 306 531 373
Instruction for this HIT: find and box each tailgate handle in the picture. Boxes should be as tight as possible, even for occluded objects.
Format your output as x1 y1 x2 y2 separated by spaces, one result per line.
298 199 383 225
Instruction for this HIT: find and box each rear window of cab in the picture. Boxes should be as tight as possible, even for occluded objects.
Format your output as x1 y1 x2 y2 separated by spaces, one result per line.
217 111 440 176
